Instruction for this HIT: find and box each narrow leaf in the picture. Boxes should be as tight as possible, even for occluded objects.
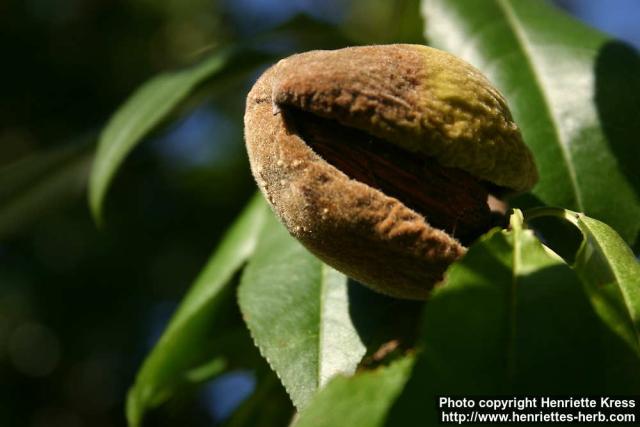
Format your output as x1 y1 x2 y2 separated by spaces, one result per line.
293 357 414 427
422 0 640 244
386 210 640 426
89 48 233 223
88 13 356 225
238 213 367 409
126 194 269 427
572 214 640 351
527 207 640 355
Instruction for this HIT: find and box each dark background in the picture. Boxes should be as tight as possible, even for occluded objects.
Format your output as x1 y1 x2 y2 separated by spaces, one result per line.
1 1 639 426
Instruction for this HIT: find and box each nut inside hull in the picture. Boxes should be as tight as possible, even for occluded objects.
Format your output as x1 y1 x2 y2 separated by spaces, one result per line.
284 108 496 245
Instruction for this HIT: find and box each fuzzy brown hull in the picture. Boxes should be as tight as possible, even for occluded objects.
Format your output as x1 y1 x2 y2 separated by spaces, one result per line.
244 64 466 300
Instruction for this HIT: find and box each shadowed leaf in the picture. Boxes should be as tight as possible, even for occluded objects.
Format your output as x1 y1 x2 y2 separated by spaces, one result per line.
293 357 414 427
385 210 640 426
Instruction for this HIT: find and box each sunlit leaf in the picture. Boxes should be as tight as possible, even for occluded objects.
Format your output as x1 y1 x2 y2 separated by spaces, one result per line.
238 213 368 410
126 194 269 427
422 0 640 244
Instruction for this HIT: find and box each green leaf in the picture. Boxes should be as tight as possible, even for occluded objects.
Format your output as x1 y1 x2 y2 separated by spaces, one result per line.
386 210 640 426
421 0 640 244
0 141 93 239
89 48 233 223
238 213 368 410
571 214 640 352
293 356 414 427
88 14 356 225
126 194 270 427
526 207 640 355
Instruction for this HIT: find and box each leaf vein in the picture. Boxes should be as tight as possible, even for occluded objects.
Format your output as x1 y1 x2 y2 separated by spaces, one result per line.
496 0 584 210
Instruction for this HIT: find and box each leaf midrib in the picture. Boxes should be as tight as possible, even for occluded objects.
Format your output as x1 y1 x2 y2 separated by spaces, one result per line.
578 219 640 348
508 227 520 387
495 0 584 210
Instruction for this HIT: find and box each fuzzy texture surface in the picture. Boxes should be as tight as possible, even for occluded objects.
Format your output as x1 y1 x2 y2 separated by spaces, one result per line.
272 44 538 192
245 57 467 300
